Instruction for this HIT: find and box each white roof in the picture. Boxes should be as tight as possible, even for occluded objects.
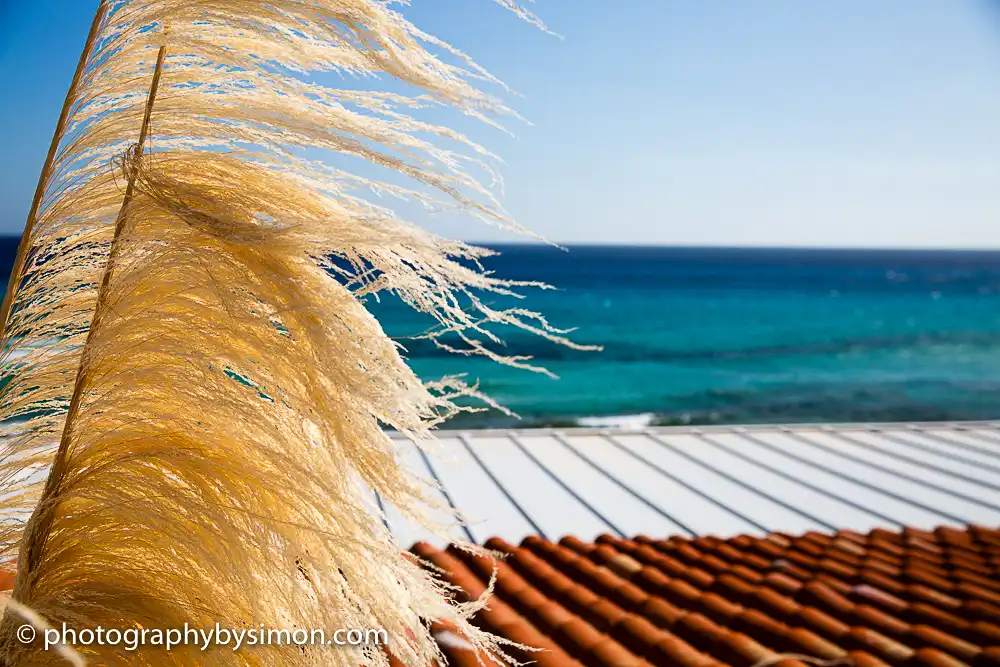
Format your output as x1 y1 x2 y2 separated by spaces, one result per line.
380 421 1000 547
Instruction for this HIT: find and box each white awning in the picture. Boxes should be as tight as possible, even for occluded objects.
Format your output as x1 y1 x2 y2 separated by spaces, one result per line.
378 421 1000 546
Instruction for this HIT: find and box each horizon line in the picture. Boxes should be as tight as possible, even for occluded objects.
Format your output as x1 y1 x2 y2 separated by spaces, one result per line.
0 235 998 253
468 241 1000 252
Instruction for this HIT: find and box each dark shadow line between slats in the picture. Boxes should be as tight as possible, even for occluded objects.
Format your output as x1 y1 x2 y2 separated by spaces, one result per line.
768 431 972 524
551 433 696 537
415 446 476 544
509 434 625 538
953 427 1000 448
905 427 1000 464
647 433 838 532
701 432 904 528
458 435 548 541
601 434 768 534
373 490 391 533
811 430 1000 511
849 429 1000 487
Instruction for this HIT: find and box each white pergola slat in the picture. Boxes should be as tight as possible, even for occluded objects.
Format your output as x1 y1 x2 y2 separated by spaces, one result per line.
382 421 1000 547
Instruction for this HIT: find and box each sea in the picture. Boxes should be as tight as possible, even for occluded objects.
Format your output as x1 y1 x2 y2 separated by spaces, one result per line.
4 238 1000 429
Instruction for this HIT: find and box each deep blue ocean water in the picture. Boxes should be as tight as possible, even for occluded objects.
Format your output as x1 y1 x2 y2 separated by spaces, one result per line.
4 238 1000 428
368 244 1000 428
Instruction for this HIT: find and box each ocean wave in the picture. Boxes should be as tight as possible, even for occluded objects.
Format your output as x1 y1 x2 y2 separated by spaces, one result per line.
433 379 1000 430
576 413 657 429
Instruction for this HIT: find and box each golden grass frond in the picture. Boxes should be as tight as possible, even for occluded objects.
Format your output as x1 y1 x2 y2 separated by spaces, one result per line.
2 154 519 666
0 1 576 665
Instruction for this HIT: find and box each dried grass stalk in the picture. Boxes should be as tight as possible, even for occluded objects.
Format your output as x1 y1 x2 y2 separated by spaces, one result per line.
0 1 581 665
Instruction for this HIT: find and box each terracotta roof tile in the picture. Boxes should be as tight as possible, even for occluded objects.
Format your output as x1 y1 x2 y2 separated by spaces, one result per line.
792 606 852 641
673 611 730 649
476 599 522 634
582 599 628 633
729 608 787 647
432 624 500 667
907 584 964 610
698 592 744 623
652 636 718 667
910 647 971 667
611 614 665 658
410 525 999 667
971 622 1000 647
910 625 982 662
966 600 1000 624
497 622 581 667
974 647 1000 667
718 632 776 667
561 583 601 615
784 627 846 660
763 571 804 596
639 595 685 628
853 584 909 616
750 586 800 620
712 573 758 606
853 604 911 641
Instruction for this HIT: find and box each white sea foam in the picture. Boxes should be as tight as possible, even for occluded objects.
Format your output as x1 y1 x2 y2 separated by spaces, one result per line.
576 412 655 430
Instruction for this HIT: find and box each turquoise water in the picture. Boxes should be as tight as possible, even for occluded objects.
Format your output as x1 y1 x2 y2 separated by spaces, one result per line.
5 240 1000 428
366 246 1000 428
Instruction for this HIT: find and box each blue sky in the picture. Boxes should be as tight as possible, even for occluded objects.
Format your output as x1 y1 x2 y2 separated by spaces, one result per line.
2 1 1000 247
